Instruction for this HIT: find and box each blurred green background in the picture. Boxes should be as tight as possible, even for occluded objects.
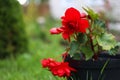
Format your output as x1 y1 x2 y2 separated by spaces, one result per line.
0 0 65 80
0 0 120 80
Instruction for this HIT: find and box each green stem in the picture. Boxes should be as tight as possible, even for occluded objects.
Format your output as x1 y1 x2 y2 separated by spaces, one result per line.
89 28 95 54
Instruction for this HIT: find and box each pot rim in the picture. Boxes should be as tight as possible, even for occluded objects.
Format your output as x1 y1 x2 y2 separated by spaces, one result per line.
65 53 120 69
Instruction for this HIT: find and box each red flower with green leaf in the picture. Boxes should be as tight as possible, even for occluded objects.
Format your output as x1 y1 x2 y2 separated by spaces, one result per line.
41 7 120 79
50 7 89 40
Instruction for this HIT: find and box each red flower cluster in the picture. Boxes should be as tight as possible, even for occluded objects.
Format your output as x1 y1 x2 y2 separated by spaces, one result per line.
41 58 76 77
50 7 89 40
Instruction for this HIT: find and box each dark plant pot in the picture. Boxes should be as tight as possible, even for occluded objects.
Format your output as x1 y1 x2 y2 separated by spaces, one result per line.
65 53 120 80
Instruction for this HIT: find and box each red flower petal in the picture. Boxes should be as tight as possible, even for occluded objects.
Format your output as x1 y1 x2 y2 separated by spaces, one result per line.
64 7 81 20
79 19 89 33
81 13 87 18
50 28 62 34
41 58 51 68
48 61 76 77
62 32 70 40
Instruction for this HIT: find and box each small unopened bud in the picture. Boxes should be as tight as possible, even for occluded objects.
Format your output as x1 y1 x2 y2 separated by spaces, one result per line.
81 13 87 18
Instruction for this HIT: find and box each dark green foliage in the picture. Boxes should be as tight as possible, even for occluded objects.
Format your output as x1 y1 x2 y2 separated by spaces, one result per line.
0 0 28 58
69 41 79 57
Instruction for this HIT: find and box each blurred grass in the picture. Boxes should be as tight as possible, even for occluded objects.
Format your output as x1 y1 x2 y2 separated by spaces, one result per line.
0 17 66 80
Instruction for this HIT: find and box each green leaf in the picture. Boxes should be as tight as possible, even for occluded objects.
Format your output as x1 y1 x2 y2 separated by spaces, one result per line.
96 33 117 50
108 42 120 55
80 45 94 60
92 20 106 36
94 19 106 28
72 53 82 60
98 59 110 80
117 42 120 46
69 41 79 57
92 26 105 36
83 7 99 20
100 59 110 75
77 33 87 44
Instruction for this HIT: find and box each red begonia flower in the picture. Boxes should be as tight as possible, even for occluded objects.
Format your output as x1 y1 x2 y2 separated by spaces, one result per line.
50 7 89 40
50 62 76 77
41 58 60 68
41 58 76 77
41 58 54 68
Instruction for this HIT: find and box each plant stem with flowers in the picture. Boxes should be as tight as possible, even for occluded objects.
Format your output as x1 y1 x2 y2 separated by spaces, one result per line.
41 7 120 78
